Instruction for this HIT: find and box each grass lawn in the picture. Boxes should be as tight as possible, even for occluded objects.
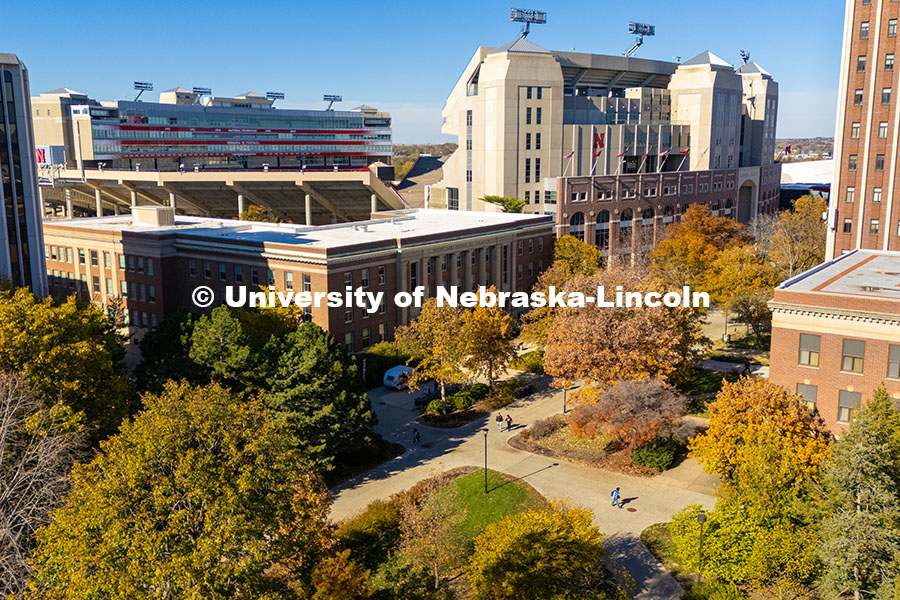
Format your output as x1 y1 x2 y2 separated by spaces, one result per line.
676 369 738 415
432 469 549 547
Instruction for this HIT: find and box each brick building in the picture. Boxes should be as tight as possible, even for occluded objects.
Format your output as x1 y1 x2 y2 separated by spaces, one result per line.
769 249 900 433
828 0 900 257
42 207 553 350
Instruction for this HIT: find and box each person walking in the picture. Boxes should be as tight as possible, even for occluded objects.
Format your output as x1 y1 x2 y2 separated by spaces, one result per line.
505 414 513 432
412 428 421 445
496 413 503 432
611 487 622 509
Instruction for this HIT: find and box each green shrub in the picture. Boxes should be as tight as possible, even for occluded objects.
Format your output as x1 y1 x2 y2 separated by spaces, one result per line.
336 499 402 571
359 341 413 389
510 350 544 374
485 378 528 409
681 581 747 600
631 437 684 472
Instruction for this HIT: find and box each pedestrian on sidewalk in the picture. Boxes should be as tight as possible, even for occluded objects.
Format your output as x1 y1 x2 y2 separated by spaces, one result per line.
496 413 503 432
412 428 420 445
611 487 622 509
505 414 512 431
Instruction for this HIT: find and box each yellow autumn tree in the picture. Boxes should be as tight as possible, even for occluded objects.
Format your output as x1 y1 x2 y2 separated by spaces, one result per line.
468 504 622 600
462 287 517 390
769 194 827 278
689 377 832 482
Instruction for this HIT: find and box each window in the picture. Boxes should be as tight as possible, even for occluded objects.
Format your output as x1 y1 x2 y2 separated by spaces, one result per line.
518 241 524 256
105 278 113 296
137 257 144 273
378 266 386 285
79 249 85 264
235 265 243 283
799 334 820 366
851 122 860 138
524 191 530 204
888 345 900 378
528 239 534 254
526 86 532 100
876 154 886 170
203 261 211 279
189 259 196 276
846 186 855 203
103 252 111 268
526 107 532 125
302 273 311 292
251 269 259 285
139 284 146 302
219 263 227 282
345 305 353 323
466 169 472 182
148 285 156 303
92 276 100 293
796 383 818 411
849 154 858 170
147 259 154 276
854 89 864 106
285 271 293 290
410 262 418 289
874 187 883 203
128 256 135 271
535 132 541 150
536 107 542 124
891 18 898 37
118 254 125 269
267 269 275 286
884 87 892 105
841 339 865 373
362 327 370 349
361 268 369 287
887 54 895 71
525 132 531 150
456 254 462 268
120 280 128 297
344 332 354 353
537 87 542 100
569 212 585 241
441 255 447 272
378 323 386 343
880 122 889 138
466 110 472 126
871 219 881 235
844 218 853 233
90 251 98 266
858 55 867 73
538 238 543 252
861 20 870 39
535 158 541 180
838 390 862 423
344 272 352 287
524 158 531 183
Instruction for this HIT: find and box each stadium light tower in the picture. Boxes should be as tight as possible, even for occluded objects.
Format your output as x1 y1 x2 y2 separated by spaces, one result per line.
323 94 342 110
266 91 285 105
133 81 153 101
624 22 655 58
510 8 547 38
192 87 212 104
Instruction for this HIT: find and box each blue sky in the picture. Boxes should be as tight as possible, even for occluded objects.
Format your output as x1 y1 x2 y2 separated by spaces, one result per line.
7 0 844 143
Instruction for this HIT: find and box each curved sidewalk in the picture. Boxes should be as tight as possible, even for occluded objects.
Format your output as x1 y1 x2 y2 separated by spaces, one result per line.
331 383 717 599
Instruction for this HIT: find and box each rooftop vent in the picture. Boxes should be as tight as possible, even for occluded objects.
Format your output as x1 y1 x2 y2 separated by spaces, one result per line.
131 206 175 227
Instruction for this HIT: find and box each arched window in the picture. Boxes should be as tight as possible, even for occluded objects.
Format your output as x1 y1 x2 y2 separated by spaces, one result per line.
642 208 654 225
596 210 610 249
569 212 585 241
663 205 675 223
620 208 633 226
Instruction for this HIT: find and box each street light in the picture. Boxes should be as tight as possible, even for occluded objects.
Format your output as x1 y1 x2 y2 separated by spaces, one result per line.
697 512 707 584
563 385 568 414
482 428 489 494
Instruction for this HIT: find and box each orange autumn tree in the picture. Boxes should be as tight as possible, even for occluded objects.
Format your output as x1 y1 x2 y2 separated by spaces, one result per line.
689 377 833 482
543 266 706 388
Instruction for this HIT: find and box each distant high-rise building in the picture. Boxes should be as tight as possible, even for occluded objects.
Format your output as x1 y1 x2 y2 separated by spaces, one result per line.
828 0 900 257
0 53 46 294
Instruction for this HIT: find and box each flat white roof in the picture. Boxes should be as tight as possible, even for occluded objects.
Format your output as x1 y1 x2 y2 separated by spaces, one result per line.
45 209 551 250
777 249 900 300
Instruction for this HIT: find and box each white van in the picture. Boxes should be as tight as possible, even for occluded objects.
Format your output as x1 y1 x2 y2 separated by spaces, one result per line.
383 365 414 390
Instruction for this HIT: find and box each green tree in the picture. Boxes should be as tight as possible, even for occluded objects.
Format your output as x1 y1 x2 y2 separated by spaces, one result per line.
819 385 900 600
135 308 205 393
468 505 623 599
0 288 132 442
189 305 254 387
395 299 468 412
463 287 517 390
311 550 372 600
264 322 375 471
553 235 601 276
481 195 526 213
727 289 773 346
28 381 333 599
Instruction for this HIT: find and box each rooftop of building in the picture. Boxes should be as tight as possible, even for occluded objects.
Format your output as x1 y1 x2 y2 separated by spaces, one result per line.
45 207 551 250
776 249 900 301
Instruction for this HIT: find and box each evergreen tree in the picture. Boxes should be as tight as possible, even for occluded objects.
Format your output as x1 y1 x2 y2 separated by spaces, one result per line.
189 305 254 388
265 322 375 471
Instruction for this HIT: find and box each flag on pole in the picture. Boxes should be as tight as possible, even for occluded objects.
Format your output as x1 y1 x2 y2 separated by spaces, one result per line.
564 150 575 159
659 150 670 159
592 149 603 157
679 148 690 154
617 151 626 157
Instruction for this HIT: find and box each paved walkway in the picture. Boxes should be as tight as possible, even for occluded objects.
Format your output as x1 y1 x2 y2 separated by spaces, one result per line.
332 381 717 599
699 358 769 378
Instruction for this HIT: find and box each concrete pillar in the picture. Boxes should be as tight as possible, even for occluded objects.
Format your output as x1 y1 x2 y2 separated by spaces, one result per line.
65 188 73 218
450 252 459 288
130 190 137 208
237 194 245 216
168 192 176 209
94 188 102 217
463 250 471 292
478 248 486 287
305 193 312 226
114 204 120 216
371 192 377 215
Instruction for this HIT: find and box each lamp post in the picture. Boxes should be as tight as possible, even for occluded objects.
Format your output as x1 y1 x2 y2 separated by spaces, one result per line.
697 512 707 584
482 428 489 494
563 386 568 414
